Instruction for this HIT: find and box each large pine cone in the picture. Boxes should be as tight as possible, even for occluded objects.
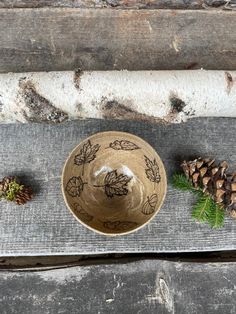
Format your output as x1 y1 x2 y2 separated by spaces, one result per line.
181 158 236 217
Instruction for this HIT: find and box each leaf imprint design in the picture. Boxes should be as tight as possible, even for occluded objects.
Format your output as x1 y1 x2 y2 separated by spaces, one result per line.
144 155 161 184
103 221 138 232
142 194 158 215
65 176 87 197
74 140 100 175
94 170 132 198
108 140 140 151
73 203 93 222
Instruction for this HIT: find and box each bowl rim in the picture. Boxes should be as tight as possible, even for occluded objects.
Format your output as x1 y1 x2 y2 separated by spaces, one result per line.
61 130 167 236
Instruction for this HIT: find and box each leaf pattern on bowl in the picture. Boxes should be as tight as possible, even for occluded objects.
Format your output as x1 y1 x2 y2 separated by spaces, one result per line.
144 155 161 184
66 176 87 197
108 140 140 151
73 203 93 222
142 193 158 215
74 140 100 175
94 170 132 198
103 221 138 231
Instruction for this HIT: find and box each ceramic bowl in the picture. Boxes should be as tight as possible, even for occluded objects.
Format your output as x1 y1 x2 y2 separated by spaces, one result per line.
62 131 167 235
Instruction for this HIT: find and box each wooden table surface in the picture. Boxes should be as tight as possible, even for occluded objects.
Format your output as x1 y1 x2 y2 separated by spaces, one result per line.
0 117 235 256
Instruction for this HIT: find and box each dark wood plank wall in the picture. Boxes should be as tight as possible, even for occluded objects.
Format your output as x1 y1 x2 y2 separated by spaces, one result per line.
0 8 236 72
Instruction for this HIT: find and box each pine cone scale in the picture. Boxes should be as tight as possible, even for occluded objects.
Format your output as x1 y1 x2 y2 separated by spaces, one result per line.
231 183 236 191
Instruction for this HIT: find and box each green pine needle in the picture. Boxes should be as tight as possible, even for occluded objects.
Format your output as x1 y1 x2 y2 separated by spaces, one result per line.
5 180 23 201
208 203 225 229
192 194 225 228
172 172 225 229
172 173 194 192
192 194 211 223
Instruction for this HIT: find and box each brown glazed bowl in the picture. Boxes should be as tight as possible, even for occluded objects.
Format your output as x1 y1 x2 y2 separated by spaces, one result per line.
62 131 167 236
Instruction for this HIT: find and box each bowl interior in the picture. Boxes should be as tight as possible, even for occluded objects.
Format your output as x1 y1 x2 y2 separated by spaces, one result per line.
62 131 167 235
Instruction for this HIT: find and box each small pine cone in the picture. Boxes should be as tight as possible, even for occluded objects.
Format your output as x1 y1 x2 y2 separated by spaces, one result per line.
181 158 236 211
0 176 15 193
0 176 33 205
15 187 33 205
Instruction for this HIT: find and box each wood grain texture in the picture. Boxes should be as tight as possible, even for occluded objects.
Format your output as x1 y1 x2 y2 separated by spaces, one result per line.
0 259 236 313
0 8 236 72
0 0 214 9
0 118 236 256
1 0 233 10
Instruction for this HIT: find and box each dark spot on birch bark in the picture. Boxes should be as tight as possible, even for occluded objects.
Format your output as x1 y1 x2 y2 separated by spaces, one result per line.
18 79 68 123
102 100 165 124
0 100 3 112
169 96 186 113
225 71 234 94
74 68 83 90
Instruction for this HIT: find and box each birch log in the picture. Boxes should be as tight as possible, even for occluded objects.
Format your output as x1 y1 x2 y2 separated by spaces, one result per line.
0 70 236 124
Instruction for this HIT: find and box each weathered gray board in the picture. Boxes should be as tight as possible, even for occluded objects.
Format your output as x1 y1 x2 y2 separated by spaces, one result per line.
0 9 236 72
0 118 236 256
0 259 236 314
0 0 226 9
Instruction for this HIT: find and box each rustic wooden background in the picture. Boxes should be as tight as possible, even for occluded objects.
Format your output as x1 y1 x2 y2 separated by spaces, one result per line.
0 118 235 256
0 0 230 9
1 259 236 314
1 1 236 313
0 7 236 72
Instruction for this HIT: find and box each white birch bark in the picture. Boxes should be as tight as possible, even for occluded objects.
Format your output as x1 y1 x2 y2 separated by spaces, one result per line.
0 70 235 123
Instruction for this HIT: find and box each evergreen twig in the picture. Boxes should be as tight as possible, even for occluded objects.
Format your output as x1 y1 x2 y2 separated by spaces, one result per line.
172 173 195 192
208 203 225 229
192 193 211 223
172 173 225 228
5 179 23 201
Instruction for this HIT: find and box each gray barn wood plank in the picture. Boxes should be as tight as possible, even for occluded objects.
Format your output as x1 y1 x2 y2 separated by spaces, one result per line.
0 9 236 72
0 259 236 314
0 118 236 256
0 0 215 9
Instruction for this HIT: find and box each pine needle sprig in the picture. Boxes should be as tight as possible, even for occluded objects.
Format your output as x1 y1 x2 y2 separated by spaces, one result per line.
5 179 23 201
172 173 195 192
192 193 211 223
208 203 225 229
172 173 225 228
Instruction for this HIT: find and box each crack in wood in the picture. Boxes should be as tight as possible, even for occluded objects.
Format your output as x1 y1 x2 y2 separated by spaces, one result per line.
2 251 236 270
